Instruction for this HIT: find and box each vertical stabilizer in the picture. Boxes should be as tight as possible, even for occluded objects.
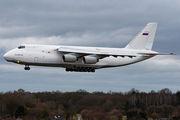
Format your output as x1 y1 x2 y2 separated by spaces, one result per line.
125 22 158 50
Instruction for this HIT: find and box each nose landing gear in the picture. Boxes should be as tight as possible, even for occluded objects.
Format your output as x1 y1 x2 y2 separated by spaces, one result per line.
24 65 30 70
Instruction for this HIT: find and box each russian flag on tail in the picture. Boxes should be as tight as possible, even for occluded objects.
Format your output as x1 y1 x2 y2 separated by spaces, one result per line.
142 33 149 36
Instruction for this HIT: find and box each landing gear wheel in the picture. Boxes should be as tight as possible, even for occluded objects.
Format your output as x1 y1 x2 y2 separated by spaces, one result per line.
91 69 95 72
65 67 95 72
24 65 30 70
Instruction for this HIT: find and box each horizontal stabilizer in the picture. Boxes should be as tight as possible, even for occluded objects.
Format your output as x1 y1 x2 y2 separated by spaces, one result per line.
138 52 175 56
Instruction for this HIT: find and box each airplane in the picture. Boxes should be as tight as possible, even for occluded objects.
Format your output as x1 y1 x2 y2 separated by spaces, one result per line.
3 22 173 72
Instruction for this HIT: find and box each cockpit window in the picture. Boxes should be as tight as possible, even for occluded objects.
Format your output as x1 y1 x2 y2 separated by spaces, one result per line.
18 46 25 49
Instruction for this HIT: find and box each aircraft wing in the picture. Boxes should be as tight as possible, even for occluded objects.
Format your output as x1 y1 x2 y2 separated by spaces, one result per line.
58 47 136 58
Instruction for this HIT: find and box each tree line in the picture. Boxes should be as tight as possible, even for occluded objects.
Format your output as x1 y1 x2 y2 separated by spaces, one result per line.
0 88 180 120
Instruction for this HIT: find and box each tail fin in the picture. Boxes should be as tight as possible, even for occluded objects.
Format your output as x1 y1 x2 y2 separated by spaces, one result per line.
125 22 158 50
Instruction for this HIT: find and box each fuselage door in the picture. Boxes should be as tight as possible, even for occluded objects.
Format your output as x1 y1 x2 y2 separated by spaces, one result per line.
34 57 38 63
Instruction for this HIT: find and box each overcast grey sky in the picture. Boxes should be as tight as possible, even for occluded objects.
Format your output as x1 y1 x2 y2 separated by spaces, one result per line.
0 0 180 93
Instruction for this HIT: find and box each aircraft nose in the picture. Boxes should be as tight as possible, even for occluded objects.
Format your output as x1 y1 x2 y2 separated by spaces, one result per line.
4 52 10 61
3 51 14 61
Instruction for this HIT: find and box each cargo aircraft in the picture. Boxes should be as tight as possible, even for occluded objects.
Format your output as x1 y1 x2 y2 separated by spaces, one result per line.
3 23 173 72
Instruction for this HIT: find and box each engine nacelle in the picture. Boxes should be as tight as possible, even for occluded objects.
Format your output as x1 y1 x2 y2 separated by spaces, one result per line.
83 56 99 64
62 54 78 62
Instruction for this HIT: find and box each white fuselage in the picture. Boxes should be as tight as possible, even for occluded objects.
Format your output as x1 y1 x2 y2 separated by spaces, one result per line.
4 44 154 69
3 23 165 72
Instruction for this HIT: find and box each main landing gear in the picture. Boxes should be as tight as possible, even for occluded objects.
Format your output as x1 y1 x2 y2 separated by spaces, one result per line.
24 65 30 70
66 67 95 72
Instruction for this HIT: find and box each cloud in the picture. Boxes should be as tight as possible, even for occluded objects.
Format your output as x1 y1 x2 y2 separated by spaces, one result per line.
0 26 134 52
0 0 180 93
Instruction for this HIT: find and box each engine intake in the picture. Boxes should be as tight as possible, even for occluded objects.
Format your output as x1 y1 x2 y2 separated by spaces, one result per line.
83 56 98 64
62 54 78 62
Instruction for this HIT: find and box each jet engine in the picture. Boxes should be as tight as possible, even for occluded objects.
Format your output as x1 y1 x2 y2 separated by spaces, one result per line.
62 54 78 62
83 56 99 64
